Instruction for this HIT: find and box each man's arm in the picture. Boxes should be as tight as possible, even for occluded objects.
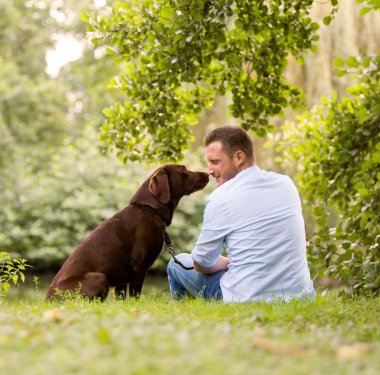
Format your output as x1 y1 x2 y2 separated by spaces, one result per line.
193 255 230 274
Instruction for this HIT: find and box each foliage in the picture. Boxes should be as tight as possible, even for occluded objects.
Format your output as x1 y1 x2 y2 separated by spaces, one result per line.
357 0 380 15
84 0 343 163
278 55 380 295
0 251 29 298
0 0 72 164
0 293 379 374
0 128 145 271
0 0 70 270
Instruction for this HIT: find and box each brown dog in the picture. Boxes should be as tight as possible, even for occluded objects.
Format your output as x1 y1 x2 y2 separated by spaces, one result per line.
46 164 209 301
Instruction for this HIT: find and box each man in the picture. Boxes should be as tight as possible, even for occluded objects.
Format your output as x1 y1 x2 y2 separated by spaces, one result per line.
167 126 316 302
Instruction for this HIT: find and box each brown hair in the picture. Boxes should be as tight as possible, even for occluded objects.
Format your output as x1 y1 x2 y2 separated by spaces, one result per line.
205 126 255 163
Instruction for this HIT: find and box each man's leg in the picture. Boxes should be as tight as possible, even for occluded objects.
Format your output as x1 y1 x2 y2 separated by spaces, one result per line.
167 253 225 300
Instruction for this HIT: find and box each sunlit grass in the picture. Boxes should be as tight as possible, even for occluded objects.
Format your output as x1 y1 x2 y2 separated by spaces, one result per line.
1 291 379 375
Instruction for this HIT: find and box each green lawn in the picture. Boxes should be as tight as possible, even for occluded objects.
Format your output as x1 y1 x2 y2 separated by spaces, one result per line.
1 288 379 375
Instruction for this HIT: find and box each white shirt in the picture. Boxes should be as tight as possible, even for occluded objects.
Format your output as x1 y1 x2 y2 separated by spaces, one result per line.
191 166 315 302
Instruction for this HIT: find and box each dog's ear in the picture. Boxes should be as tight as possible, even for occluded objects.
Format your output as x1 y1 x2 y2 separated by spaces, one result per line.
148 169 170 204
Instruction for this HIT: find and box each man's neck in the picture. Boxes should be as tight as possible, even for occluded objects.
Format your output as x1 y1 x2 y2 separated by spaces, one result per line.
239 162 255 172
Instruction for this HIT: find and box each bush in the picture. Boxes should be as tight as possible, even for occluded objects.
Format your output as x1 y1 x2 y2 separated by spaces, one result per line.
0 251 29 297
278 55 380 295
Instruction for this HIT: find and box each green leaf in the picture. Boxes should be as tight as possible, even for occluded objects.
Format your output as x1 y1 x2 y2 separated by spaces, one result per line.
323 16 332 25
2 282 10 295
336 69 348 77
333 57 344 68
105 48 116 56
342 242 352 250
316 215 328 226
371 151 380 163
360 212 369 229
313 205 325 216
359 7 372 16
310 45 318 54
346 56 359 68
160 6 175 19
310 22 320 31
79 11 89 23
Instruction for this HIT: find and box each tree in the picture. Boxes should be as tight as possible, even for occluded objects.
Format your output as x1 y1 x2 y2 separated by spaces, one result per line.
0 0 72 151
85 0 341 163
0 0 122 271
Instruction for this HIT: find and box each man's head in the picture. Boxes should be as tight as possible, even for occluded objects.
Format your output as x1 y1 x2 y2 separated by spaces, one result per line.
205 126 255 186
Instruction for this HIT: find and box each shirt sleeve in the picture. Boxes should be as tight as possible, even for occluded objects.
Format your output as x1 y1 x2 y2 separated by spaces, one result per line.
191 197 230 268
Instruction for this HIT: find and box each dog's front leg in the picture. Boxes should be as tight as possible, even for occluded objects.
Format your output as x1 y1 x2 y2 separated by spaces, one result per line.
115 283 127 300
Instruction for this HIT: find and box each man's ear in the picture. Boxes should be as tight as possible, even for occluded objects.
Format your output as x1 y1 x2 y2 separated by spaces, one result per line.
234 150 246 167
148 169 170 204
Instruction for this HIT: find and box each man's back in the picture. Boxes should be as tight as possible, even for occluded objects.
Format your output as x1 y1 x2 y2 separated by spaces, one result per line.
192 166 315 302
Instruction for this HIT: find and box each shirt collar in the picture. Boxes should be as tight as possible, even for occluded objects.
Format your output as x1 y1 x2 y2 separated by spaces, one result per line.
236 165 260 179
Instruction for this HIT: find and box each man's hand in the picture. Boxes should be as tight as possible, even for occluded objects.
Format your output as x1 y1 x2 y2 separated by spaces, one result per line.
193 255 230 274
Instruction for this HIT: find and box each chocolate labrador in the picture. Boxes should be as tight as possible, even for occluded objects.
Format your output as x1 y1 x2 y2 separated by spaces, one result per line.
46 164 209 301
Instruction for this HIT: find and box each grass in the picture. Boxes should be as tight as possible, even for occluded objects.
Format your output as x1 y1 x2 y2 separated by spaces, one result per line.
1 283 379 375
0 277 380 375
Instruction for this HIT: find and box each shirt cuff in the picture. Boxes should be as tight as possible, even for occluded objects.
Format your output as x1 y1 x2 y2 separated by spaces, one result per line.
191 252 217 268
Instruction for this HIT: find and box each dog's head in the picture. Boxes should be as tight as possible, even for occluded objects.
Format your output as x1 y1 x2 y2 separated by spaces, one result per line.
130 164 209 225
148 164 209 204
